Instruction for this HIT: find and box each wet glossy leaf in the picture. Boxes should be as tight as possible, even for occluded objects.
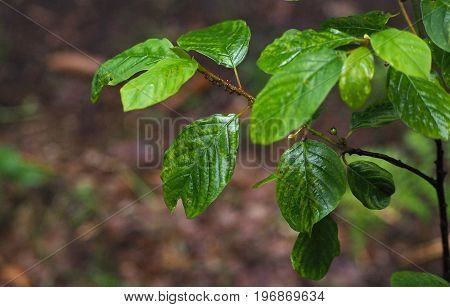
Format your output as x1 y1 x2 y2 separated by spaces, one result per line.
251 49 345 145
161 114 240 218
371 29 432 79
177 20 250 68
257 28 355 74
120 58 198 111
291 216 340 280
350 101 399 130
391 271 449 287
339 47 375 109
347 161 395 210
276 140 346 233
422 0 450 52
321 10 394 37
91 38 177 102
388 69 450 140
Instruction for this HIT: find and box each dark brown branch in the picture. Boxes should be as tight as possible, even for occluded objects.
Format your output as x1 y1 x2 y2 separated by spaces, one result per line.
435 140 449 281
343 148 436 186
197 65 255 104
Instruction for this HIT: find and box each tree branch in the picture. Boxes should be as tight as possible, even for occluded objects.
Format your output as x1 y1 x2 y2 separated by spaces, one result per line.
435 140 450 281
197 65 255 104
343 148 436 186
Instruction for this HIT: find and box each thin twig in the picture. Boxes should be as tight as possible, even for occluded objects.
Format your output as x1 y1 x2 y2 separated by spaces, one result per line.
197 64 255 104
398 0 417 34
343 148 436 186
307 126 436 186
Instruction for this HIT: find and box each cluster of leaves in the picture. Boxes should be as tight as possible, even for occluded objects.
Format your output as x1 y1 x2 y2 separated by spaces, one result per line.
91 2 449 285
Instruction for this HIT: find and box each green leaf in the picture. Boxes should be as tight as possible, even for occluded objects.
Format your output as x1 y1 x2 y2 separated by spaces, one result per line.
250 49 345 145
347 161 395 210
177 20 250 68
429 40 450 88
91 38 177 103
276 140 346 233
291 216 340 280
252 173 277 188
350 101 399 130
257 28 355 74
422 0 450 52
161 114 240 218
371 28 432 79
339 47 375 109
391 271 449 287
120 58 198 111
321 10 394 37
388 69 450 140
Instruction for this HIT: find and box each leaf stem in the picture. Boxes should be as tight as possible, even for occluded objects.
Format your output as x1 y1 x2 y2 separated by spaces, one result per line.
197 64 255 105
237 105 250 117
233 66 243 89
398 0 417 35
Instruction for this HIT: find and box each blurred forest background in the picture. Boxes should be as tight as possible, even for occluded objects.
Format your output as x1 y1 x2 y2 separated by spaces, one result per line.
0 0 449 286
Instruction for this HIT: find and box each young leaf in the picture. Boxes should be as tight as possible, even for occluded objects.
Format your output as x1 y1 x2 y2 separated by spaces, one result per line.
120 58 198 111
250 49 345 145
429 40 450 88
161 114 239 219
391 271 449 287
91 38 177 103
177 20 250 68
291 216 340 280
252 172 277 188
350 101 399 130
276 140 346 233
347 161 395 210
422 0 450 52
321 10 394 37
339 47 375 109
257 28 355 74
371 28 432 79
388 69 450 140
